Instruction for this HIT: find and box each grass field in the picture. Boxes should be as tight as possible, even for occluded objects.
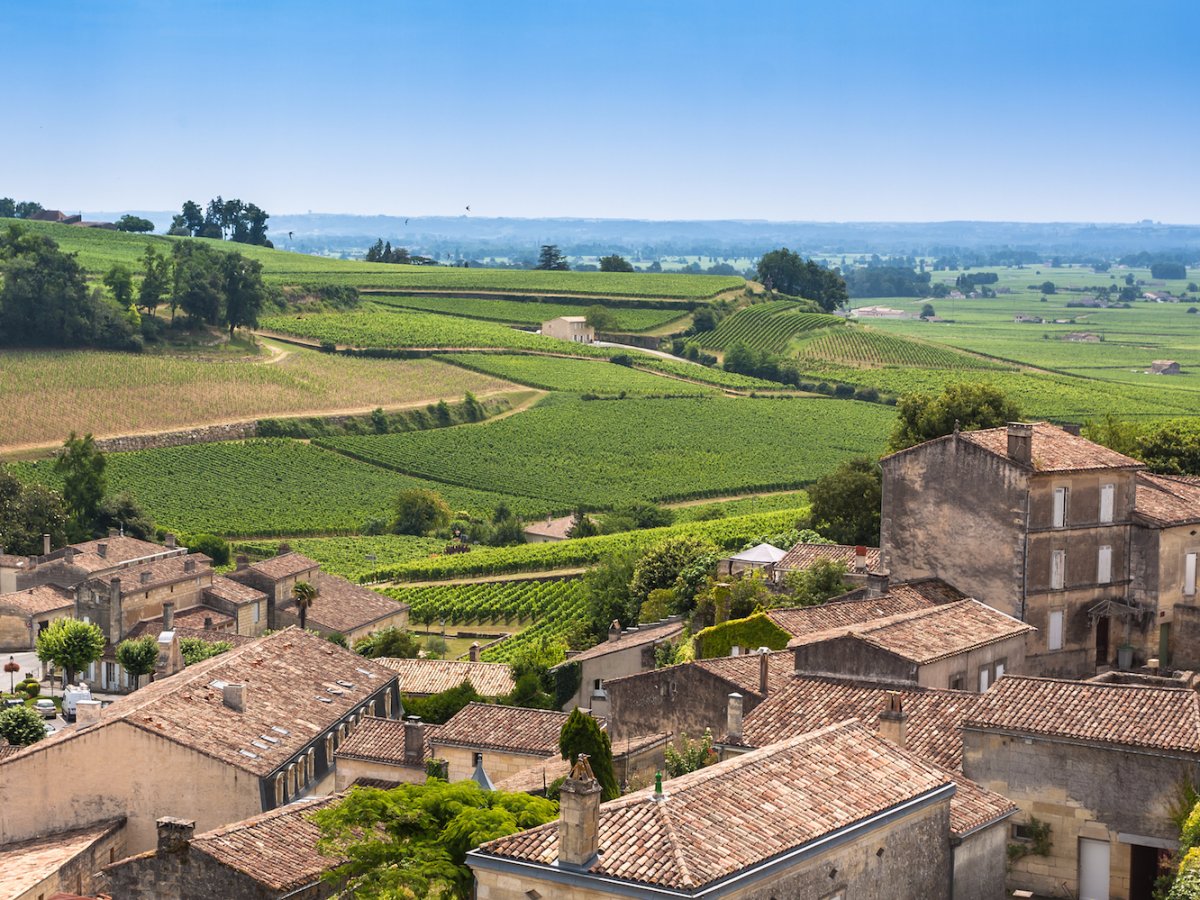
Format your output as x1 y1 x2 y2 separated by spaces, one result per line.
692 303 842 354
1 218 742 299
234 534 446 575
316 396 895 508
0 344 516 450
370 294 687 331
11 439 556 537
437 354 716 395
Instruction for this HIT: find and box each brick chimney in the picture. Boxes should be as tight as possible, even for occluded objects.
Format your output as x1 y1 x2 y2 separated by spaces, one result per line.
854 545 868 572
166 533 177 549
42 533 51 556
866 570 890 599
235 554 249 571
469 642 481 662
162 602 174 631
726 692 744 743
223 683 246 712
558 754 602 868
757 648 770 696
156 817 195 854
878 691 907 748
404 716 425 766
1007 423 1033 466
183 558 195 574
76 699 102 726
97 542 108 559
608 619 622 643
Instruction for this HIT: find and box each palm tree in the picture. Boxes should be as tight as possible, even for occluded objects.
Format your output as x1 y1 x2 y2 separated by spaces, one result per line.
292 581 318 632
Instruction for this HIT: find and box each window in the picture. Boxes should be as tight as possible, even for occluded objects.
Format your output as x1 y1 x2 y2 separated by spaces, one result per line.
105 662 117 687
1051 550 1066 589
1100 483 1115 524
948 672 965 691
1048 610 1064 651
1053 487 1068 528
978 666 990 692
1097 546 1112 585
994 658 1006 680
253 602 261 624
1186 553 1197 597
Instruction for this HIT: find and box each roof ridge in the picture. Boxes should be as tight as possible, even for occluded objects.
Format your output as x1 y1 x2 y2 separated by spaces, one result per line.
655 797 699 888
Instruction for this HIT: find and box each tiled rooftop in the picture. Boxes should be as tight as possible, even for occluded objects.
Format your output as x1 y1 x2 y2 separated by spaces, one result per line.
276 573 406 634
376 657 515 697
0 583 74 616
740 674 980 770
84 553 213 595
1135 473 1200 527
964 676 1200 753
0 627 398 778
774 542 881 573
492 752 571 794
558 618 684 666
244 551 321 581
203 575 268 607
334 715 440 767
692 651 795 697
523 515 576 540
186 796 340 891
433 703 579 756
0 819 124 899
767 586 939 638
476 721 955 891
789 599 1034 664
67 535 175 571
955 422 1144 473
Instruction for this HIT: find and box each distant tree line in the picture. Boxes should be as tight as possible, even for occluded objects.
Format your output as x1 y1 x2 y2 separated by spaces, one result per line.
169 197 272 247
363 239 435 265
955 272 999 289
755 249 847 311
0 198 44 219
844 266 931 298
134 242 270 337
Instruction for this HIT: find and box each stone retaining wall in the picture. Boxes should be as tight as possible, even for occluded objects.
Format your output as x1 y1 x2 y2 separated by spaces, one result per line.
94 422 258 453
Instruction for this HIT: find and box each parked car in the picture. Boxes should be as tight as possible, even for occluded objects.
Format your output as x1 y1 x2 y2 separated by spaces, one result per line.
33 698 57 719
3 698 23 709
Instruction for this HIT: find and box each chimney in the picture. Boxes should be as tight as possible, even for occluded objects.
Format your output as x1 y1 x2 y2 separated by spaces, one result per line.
1006 423 1033 466
608 619 622 643
469 642 481 662
203 616 213 628
97 542 108 559
726 692 744 743
166 533 177 549
404 716 425 766
109 577 123 645
1062 423 1082 437
162 602 174 631
42 533 51 556
64 547 75 564
157 631 184 678
109 577 122 605
878 691 908 748
866 570 890 599
139 571 151 584
235 554 249 571
108 528 118 538
558 754 602 868
854 545 868 572
758 648 770 696
222 683 246 712
156 817 195 854
75 699 102 726
183 559 195 574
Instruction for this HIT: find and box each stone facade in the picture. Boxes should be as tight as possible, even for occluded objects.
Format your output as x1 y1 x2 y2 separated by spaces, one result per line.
605 663 764 743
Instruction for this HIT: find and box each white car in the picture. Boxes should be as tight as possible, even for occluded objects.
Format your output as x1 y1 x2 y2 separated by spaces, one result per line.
33 699 56 719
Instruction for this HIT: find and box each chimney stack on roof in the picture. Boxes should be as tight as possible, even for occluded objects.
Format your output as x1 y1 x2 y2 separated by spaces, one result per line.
108 528 118 538
183 558 195 574
139 571 151 584
726 692 744 744
1062 423 1082 437
404 716 425 766
1007 422 1034 466
97 542 108 559
469 642 481 663
204 616 213 628
854 545 868 572
757 648 770 696
42 533 51 556
222 683 246 713
235 554 249 571
166 533 177 549
109 576 121 604
866 570 890 599
162 602 174 631
64 547 75 565
878 690 907 749
608 620 622 643
156 817 195 854
558 754 602 868
75 699 102 727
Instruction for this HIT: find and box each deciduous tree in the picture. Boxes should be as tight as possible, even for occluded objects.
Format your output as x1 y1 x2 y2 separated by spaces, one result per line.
756 248 847 311
35 618 105 688
888 382 1021 451
808 457 882 546
54 432 106 540
0 705 45 747
115 635 159 690
598 254 633 273
115 215 155 233
393 489 451 536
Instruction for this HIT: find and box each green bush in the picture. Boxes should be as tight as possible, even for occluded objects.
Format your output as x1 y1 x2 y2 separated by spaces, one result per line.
693 612 790 660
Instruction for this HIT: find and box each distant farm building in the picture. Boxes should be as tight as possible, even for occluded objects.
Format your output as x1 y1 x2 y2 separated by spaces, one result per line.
1062 332 1101 343
851 305 906 319
28 210 82 224
541 316 594 343
1013 314 1043 324
523 514 576 543
1149 360 1181 375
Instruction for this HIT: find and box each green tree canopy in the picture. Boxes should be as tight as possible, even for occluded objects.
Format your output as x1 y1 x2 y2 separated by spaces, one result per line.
137 244 170 314
103 264 135 308
584 304 618 331
1084 416 1200 475
755 248 848 311
36 618 105 686
179 636 233 665
629 535 718 610
598 254 634 273
888 382 1021 452
402 679 483 724
220 251 268 337
535 245 569 271
354 627 422 659
0 705 45 747
54 432 107 541
558 707 619 800
393 489 452 536
0 470 67 555
313 780 557 899
580 548 640 645
115 635 160 689
116 214 155 233
785 558 851 606
808 457 882 546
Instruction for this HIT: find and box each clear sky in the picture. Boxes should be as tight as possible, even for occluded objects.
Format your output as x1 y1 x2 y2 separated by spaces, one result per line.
5 0 1197 222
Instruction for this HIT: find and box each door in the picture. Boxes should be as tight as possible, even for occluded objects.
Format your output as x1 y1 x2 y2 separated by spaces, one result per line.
1096 617 1110 666
1128 843 1161 900
1079 837 1111 900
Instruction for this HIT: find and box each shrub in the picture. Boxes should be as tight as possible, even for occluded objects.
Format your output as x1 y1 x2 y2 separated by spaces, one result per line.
0 704 45 746
693 612 790 659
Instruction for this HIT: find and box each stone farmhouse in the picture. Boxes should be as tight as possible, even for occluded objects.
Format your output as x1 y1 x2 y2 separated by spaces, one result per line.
0 628 400 855
554 616 684 715
541 315 595 343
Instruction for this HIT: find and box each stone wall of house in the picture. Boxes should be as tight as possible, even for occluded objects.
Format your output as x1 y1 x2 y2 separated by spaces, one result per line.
953 820 1010 900
605 665 764 743
435 744 550 784
1172 604 1200 671
17 823 127 900
793 636 916 683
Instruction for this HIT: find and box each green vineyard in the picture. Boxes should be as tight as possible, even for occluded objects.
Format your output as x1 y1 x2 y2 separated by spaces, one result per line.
796 328 999 370
438 354 715 395
693 303 842 354
370 295 685 332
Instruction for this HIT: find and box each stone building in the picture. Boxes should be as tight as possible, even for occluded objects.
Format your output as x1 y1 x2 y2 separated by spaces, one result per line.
882 422 1145 677
554 616 683 715
102 801 340 900
0 818 125 900
0 583 74 650
469 720 997 899
962 676 1200 900
765 575 961 637
429 702 581 784
0 628 399 854
541 315 594 343
373 656 516 698
770 541 880 586
333 715 438 789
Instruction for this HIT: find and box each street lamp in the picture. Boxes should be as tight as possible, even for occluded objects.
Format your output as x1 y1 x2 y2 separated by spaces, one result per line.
4 656 19 695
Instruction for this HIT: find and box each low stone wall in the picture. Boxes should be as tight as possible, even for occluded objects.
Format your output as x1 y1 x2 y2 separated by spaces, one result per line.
94 422 258 453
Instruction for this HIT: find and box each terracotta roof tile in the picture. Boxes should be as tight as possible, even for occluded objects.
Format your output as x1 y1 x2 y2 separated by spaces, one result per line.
246 552 320 581
476 721 954 891
276 573 406 634
0 583 74 616
523 515 576 540
0 554 26 568
558 619 684 667
775 542 880 573
950 775 1019 836
334 715 440 767
492 752 572 794
789 599 1034 664
0 745 21 760
377 657 515 697
692 651 795 697
1135 473 1200 527
203 575 267 607
767 587 939 638
0 628 398 777
187 796 340 891
955 422 1144 473
740 675 980 770
84 553 212 595
433 703 580 756
964 676 1200 753
0 819 124 899
68 536 174 570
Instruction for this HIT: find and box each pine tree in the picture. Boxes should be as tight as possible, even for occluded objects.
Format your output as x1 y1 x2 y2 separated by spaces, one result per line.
558 708 619 799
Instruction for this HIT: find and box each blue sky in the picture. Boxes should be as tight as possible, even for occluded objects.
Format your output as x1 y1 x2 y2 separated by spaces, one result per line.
5 1 1198 222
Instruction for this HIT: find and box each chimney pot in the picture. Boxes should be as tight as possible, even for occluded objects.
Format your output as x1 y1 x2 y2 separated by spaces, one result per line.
469 642 480 662
166 533 177 549
854 545 868 571
758 648 770 696
42 533 51 556
727 692 744 743
879 690 908 748
156 817 195 854
558 754 602 867
97 542 108 559
75 699 102 726
608 619 622 642
223 683 246 712
404 716 425 766
162 602 174 631
1006 422 1034 466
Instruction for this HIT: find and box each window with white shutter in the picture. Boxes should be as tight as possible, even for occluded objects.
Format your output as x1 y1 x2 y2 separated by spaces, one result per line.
1048 611 1064 650
1186 553 1197 596
1053 488 1068 528
1100 484 1115 524
1097 546 1112 585
1051 550 1066 589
